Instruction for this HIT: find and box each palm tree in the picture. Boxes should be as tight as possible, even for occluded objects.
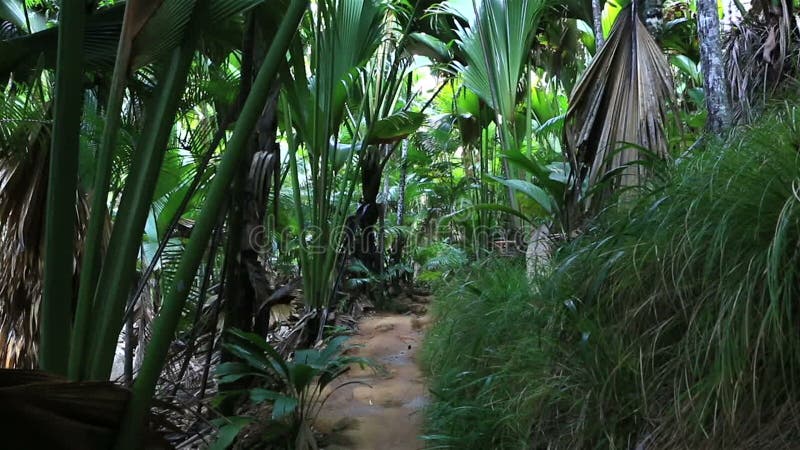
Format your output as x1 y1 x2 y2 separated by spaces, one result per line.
440 0 547 218
281 0 385 334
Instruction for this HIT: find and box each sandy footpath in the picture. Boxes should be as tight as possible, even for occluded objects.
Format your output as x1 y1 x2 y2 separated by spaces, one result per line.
316 313 430 450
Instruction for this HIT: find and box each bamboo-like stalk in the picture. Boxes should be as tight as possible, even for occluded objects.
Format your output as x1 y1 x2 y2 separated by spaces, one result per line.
87 19 201 380
170 221 222 398
121 104 241 327
39 0 85 375
113 2 309 446
69 0 138 381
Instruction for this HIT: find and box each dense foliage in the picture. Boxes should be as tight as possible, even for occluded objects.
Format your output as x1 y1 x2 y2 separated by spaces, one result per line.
423 103 800 448
2 0 799 447
422 259 548 449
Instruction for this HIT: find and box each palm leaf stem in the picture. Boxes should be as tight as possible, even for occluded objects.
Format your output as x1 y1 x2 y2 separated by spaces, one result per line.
113 1 308 446
40 0 86 376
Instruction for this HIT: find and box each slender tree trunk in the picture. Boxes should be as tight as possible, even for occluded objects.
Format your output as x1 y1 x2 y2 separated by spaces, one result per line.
391 77 413 265
498 123 518 214
123 292 134 387
220 12 282 338
222 150 254 335
377 168 389 274
218 13 258 416
478 130 489 256
697 0 732 133
377 204 385 273
355 146 385 273
391 141 408 264
500 157 520 235
396 142 407 229
592 0 605 48
170 223 223 398
133 282 149 377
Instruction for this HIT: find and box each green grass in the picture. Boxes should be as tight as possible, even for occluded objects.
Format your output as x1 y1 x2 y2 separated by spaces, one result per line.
420 258 553 449
422 102 800 449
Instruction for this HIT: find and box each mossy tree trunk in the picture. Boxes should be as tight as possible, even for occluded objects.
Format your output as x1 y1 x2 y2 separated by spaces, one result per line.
697 0 732 133
592 0 604 47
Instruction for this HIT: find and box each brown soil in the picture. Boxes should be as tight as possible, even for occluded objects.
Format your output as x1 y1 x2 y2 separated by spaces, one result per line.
316 313 432 450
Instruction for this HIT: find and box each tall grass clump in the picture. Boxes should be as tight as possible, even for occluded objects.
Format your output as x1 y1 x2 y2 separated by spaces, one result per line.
420 258 554 449
422 103 800 449
537 102 800 448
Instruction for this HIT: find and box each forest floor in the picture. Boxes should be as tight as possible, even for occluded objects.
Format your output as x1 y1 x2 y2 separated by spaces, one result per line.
316 307 432 450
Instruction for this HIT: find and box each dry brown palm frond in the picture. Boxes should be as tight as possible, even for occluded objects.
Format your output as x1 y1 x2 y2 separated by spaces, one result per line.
724 0 800 124
0 128 48 369
0 123 90 368
0 369 172 449
563 4 674 217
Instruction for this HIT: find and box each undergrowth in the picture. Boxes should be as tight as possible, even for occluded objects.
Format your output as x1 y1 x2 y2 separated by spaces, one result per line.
421 258 551 450
422 103 800 449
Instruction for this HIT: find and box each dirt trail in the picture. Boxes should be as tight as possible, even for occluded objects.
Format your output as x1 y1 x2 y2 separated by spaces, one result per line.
316 313 430 450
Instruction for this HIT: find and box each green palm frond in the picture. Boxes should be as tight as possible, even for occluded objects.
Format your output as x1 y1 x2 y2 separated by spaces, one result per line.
0 89 47 154
283 0 386 310
286 0 384 143
0 0 268 78
0 5 123 79
564 4 674 213
440 0 546 124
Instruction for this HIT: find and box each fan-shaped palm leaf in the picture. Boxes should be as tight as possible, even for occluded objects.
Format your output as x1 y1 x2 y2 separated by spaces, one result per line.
436 0 546 217
0 0 267 78
563 4 673 215
283 0 386 310
441 0 546 125
0 122 89 369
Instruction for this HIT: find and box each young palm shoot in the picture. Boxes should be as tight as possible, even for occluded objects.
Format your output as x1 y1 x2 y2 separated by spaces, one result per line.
283 0 384 320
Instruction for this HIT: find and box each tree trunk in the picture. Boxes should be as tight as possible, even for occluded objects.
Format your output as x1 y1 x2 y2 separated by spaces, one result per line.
526 224 551 281
391 141 408 264
123 292 134 387
378 174 389 274
392 75 414 264
222 179 252 331
592 0 605 48
498 122 519 218
697 0 732 134
220 11 283 340
355 146 385 273
500 150 519 235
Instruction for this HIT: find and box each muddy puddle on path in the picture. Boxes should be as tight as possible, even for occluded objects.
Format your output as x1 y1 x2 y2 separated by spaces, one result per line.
316 313 431 450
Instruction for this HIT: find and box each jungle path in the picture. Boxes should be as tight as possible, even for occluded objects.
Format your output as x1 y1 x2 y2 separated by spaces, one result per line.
317 310 431 450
